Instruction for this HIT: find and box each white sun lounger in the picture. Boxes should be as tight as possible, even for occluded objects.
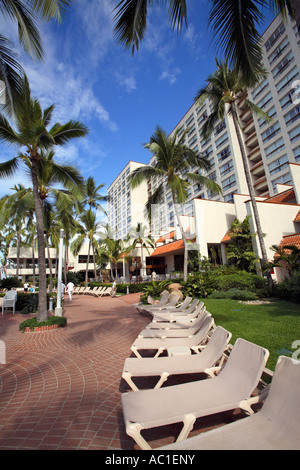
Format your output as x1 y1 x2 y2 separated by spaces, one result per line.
146 304 206 330
142 293 181 312
122 338 270 449
151 299 204 321
122 326 232 391
138 311 211 338
161 355 300 450
131 315 214 358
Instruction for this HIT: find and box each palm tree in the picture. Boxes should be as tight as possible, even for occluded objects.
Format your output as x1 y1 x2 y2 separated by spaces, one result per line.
0 0 72 112
269 244 300 276
130 125 222 282
103 237 134 281
82 176 107 212
129 222 155 277
113 1 299 84
0 75 88 321
71 209 101 287
195 59 273 284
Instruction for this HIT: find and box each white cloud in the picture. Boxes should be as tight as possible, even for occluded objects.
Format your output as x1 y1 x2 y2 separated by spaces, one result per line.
159 68 181 85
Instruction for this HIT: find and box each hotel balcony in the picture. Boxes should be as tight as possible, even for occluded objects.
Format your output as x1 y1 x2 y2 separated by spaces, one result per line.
247 145 262 163
253 175 268 193
245 130 259 149
250 160 265 178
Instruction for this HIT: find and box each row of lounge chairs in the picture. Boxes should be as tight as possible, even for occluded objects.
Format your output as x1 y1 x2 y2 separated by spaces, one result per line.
120 292 300 450
73 286 113 297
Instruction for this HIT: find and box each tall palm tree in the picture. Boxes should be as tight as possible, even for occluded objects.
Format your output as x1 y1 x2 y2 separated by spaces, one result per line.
0 0 72 112
130 125 222 282
0 184 33 278
195 59 273 284
71 209 101 287
129 222 155 277
112 1 299 84
82 176 107 212
0 75 88 321
103 237 134 281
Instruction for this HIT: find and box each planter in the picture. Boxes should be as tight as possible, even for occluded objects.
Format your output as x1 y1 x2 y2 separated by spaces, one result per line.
24 324 60 333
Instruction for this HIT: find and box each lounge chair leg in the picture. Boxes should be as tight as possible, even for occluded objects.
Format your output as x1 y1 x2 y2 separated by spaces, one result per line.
122 372 139 392
154 348 165 358
125 421 152 450
176 414 196 442
154 372 170 389
131 347 142 358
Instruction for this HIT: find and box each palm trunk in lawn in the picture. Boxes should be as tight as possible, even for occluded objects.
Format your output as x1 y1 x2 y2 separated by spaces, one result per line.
31 156 48 321
231 105 273 287
172 194 188 282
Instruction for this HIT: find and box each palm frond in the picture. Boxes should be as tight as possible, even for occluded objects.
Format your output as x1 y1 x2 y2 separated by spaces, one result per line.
113 0 148 54
129 165 164 189
0 113 22 145
168 0 188 30
31 0 72 21
208 0 267 86
0 156 20 178
50 120 89 145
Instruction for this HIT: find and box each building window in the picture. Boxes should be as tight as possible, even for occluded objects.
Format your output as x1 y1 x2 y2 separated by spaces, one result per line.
222 175 236 191
265 22 285 52
268 154 289 175
261 121 281 143
289 124 300 144
268 36 290 65
215 132 229 149
220 159 234 176
293 145 300 162
276 67 299 94
217 145 231 162
265 137 285 158
272 173 292 191
271 51 294 79
284 105 300 127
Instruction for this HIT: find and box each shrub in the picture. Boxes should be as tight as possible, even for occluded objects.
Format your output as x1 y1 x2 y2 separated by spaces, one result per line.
275 273 300 303
16 293 57 314
19 316 67 332
0 277 22 288
183 268 270 298
208 288 258 300
140 280 174 304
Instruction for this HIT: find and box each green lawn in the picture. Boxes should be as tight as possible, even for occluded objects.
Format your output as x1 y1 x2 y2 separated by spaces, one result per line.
202 299 300 371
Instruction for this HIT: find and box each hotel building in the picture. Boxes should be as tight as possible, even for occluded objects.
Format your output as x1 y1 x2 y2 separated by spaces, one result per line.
106 13 300 279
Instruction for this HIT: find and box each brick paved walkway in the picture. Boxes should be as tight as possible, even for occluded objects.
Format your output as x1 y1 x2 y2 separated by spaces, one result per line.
0 293 244 450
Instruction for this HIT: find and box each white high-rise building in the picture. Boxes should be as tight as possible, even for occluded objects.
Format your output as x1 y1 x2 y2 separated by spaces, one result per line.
107 161 149 239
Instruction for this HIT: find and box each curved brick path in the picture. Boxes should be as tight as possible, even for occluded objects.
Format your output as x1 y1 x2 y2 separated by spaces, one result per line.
0 293 244 450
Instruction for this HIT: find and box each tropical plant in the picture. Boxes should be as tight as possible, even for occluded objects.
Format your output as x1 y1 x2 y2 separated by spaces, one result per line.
0 75 88 321
0 0 72 112
195 59 273 286
225 216 258 272
112 0 299 84
129 125 222 282
129 222 155 277
268 244 300 276
103 237 134 281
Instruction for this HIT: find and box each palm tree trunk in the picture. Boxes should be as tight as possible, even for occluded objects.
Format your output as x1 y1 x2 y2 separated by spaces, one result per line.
231 105 273 287
46 237 53 293
31 157 48 321
32 242 36 285
172 195 188 282
85 239 91 287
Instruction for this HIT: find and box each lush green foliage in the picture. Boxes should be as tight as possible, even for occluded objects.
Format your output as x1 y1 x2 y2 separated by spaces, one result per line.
19 315 66 332
140 280 174 303
15 293 57 314
274 273 300 303
183 268 269 298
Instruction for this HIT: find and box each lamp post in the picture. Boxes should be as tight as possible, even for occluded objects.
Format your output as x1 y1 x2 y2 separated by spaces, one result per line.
55 229 64 317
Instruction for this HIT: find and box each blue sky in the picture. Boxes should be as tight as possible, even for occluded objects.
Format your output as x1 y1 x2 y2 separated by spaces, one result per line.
0 0 276 215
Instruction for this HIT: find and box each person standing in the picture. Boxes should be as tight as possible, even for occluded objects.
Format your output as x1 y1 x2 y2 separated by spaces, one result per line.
24 282 29 293
66 281 75 301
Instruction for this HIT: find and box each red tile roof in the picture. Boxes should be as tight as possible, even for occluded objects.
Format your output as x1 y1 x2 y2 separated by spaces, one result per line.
156 231 175 243
151 239 184 256
265 188 295 204
275 233 300 257
294 210 300 222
